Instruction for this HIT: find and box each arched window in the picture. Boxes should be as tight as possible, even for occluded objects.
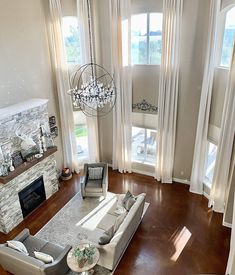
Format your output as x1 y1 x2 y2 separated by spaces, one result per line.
220 6 235 67
62 16 81 65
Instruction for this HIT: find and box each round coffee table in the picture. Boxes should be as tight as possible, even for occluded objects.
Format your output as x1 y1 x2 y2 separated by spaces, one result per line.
67 244 100 275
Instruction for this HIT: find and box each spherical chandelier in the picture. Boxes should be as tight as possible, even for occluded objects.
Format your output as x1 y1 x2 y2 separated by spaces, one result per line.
68 63 116 117
67 0 116 117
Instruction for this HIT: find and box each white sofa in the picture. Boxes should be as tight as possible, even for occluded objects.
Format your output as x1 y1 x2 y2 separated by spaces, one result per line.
76 193 146 271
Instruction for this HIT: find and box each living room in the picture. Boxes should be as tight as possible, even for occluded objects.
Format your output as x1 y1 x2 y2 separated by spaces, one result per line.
0 0 234 274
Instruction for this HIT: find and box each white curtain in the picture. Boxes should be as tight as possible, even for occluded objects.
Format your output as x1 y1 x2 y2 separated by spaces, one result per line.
190 0 221 194
209 45 235 213
155 0 183 183
111 0 132 173
226 154 235 274
48 0 79 172
77 0 100 163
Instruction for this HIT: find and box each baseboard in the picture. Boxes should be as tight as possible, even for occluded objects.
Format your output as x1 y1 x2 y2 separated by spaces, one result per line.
223 221 232 228
203 191 210 200
109 166 190 183
173 177 190 185
131 168 154 177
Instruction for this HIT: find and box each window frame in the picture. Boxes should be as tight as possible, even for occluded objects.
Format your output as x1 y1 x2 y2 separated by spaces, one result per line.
62 16 81 67
131 126 157 166
131 12 163 66
216 4 235 69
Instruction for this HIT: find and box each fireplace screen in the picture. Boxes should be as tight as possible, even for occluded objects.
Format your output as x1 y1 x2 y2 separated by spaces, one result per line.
18 176 46 218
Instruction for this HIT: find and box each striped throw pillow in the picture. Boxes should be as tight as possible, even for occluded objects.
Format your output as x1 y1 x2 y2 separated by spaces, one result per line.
88 167 103 180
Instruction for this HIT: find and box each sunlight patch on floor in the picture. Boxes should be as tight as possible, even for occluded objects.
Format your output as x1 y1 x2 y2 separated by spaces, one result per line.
171 226 192 262
75 193 116 230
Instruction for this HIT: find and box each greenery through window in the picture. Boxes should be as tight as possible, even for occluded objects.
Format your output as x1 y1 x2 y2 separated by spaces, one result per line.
74 112 89 160
131 13 163 65
62 16 81 65
220 6 235 67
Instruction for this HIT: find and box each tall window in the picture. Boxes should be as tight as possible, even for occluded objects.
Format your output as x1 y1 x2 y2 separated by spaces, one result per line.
131 13 163 65
132 127 157 165
220 6 235 67
62 16 81 65
73 112 89 161
204 141 218 186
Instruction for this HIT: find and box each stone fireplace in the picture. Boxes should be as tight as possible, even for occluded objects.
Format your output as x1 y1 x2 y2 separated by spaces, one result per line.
0 99 59 234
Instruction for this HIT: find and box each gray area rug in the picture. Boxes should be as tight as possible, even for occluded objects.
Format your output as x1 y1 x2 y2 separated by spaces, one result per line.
36 192 149 274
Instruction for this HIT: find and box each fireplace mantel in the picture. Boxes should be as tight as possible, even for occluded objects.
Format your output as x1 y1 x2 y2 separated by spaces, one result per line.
0 147 57 184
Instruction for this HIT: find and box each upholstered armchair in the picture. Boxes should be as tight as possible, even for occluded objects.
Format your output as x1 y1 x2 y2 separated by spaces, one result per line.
81 163 108 199
0 229 71 275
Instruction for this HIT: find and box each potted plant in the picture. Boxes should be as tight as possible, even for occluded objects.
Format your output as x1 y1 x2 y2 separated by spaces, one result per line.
73 244 96 268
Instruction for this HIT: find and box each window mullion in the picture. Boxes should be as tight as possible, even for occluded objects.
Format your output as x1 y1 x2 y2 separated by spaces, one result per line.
147 13 150 64
144 129 147 163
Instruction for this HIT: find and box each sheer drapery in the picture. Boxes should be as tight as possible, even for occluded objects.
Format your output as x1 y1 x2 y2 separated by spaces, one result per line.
111 0 132 173
77 0 100 163
209 45 235 213
155 0 183 183
190 0 221 194
48 0 79 172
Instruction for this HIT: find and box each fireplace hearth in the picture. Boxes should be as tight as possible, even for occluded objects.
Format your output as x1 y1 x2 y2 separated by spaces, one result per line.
18 176 46 218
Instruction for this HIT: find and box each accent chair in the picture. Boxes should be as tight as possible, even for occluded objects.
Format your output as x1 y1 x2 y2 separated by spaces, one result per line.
81 163 108 199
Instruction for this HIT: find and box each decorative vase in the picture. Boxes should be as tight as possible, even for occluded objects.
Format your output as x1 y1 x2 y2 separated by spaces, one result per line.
78 258 87 268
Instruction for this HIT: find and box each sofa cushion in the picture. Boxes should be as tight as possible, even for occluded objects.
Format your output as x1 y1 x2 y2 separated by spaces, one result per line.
77 227 105 244
113 212 127 232
23 235 47 257
88 167 103 180
7 240 29 256
34 251 54 263
122 191 136 211
97 213 117 231
86 180 102 193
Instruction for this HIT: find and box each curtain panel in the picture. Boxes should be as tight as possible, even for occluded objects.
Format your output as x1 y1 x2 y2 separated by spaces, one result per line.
190 0 221 194
111 0 132 173
209 45 235 213
155 0 183 183
77 0 100 163
48 0 79 172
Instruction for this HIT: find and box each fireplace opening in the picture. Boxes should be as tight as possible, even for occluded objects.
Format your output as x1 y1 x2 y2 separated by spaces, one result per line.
18 176 46 218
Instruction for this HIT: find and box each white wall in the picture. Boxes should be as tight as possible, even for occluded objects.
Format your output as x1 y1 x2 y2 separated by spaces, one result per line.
0 0 63 168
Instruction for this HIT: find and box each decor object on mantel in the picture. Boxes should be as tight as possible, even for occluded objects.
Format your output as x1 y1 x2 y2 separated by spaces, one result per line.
132 99 158 113
67 0 116 117
49 116 58 138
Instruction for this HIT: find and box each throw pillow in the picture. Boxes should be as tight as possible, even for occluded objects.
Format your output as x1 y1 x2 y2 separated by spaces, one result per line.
88 167 103 180
113 212 127 232
34 251 54 263
122 191 136 211
98 226 114 245
7 240 29 255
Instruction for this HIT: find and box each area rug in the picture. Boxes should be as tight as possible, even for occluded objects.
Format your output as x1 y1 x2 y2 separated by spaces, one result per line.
36 192 149 274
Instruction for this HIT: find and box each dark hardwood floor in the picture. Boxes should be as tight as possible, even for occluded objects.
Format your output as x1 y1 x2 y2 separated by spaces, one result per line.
0 169 231 275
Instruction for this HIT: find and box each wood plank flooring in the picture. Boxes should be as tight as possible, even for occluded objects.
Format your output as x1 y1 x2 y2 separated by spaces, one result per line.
0 170 231 275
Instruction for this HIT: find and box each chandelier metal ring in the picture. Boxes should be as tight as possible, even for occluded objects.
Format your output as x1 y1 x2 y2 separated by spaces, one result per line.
68 63 116 117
